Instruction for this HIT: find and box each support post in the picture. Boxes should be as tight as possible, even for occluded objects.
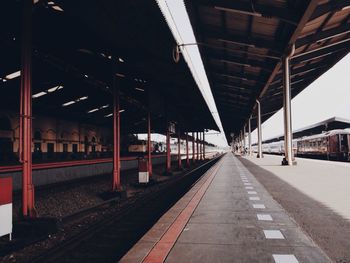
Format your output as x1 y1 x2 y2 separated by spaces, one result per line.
20 0 35 217
282 46 295 166
147 111 152 176
177 130 182 169
186 133 190 167
243 126 246 155
196 132 199 161
203 130 205 160
248 117 252 156
256 100 263 158
199 132 202 160
166 126 171 173
192 132 195 163
112 77 121 191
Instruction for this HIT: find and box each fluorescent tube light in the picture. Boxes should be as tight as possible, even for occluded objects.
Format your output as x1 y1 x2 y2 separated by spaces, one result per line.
88 108 99 113
32 91 47 98
5 70 21 80
62 101 75 107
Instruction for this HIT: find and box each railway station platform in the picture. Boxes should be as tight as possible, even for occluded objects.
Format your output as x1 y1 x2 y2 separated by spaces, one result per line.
120 153 331 263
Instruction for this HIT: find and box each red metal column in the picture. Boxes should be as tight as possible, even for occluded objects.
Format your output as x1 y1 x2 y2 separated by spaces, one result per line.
192 132 195 163
203 130 205 160
186 133 190 167
112 80 121 191
177 130 182 169
147 111 152 176
20 0 35 217
199 132 203 160
166 128 171 173
196 132 199 161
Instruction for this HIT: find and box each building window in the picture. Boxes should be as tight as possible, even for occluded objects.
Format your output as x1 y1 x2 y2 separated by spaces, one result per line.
63 143 68 153
47 143 54 158
72 144 78 153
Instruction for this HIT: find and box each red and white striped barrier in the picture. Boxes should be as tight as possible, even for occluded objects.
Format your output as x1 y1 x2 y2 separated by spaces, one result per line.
0 177 12 241
138 159 149 183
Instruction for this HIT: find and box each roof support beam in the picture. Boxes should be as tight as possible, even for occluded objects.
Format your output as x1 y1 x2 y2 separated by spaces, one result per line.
214 85 254 93
292 39 350 64
205 29 283 52
207 53 274 72
296 23 350 48
197 0 300 25
309 1 350 21
254 1 320 110
215 72 265 84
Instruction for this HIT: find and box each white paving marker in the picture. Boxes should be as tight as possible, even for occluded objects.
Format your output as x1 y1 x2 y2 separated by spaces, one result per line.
253 204 265 209
257 214 273 221
248 191 257 195
263 230 284 239
244 183 251 186
249 196 260 201
245 186 253 190
273 254 299 263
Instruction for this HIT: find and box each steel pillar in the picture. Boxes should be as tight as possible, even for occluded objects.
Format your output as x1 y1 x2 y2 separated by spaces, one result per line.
177 130 182 169
282 46 295 166
243 126 246 155
256 100 263 158
112 79 121 191
186 133 190 167
20 0 35 217
199 132 202 160
196 132 199 161
203 130 205 160
147 111 153 176
192 132 195 163
248 117 252 156
166 127 171 173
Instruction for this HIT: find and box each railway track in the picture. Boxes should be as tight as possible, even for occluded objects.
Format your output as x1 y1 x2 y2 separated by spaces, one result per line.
28 155 223 263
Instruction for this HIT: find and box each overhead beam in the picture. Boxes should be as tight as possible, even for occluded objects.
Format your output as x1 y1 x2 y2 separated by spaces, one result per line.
205 28 284 52
214 72 266 84
296 23 350 48
292 39 350 64
254 1 320 108
196 0 301 25
309 1 350 21
207 52 275 71
213 84 255 94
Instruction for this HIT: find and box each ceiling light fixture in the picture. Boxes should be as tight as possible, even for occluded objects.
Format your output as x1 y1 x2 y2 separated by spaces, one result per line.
62 101 75 107
135 87 145 92
32 91 47 98
5 70 21 80
62 96 88 107
116 73 125 78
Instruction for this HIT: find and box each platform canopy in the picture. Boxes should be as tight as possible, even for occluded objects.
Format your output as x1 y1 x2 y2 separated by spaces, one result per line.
0 0 219 135
185 0 350 142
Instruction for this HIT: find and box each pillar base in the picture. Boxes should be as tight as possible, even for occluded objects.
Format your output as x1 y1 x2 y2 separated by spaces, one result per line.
281 158 297 166
257 154 263 158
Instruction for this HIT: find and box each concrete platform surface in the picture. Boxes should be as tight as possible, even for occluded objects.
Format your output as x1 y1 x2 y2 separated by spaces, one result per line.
120 153 330 263
243 154 350 220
